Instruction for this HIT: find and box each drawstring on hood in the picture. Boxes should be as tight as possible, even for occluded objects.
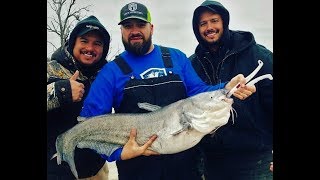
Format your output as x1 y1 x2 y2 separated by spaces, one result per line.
192 0 231 52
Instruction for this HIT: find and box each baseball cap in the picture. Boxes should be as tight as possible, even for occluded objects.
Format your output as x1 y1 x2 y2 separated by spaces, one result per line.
78 24 105 37
77 24 102 36
118 2 151 25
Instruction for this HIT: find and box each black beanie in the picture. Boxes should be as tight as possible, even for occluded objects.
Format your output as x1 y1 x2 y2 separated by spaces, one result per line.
67 15 111 61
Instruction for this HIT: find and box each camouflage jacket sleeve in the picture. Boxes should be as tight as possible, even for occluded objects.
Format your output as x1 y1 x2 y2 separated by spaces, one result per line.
47 61 73 111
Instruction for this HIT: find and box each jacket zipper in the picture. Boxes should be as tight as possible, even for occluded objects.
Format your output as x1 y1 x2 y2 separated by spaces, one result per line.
214 51 236 82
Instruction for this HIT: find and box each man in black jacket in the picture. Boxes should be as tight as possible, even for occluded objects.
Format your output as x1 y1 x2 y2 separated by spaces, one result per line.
189 1 273 179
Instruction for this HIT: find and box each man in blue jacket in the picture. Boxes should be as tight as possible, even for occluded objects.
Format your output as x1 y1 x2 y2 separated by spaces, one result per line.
80 2 256 180
189 0 273 179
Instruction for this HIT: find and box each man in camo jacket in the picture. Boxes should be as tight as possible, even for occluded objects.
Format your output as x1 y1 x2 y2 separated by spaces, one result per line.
47 15 110 180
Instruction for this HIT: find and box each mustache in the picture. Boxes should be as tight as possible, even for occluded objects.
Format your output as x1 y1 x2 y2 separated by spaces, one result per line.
204 29 219 36
129 33 144 40
80 50 96 57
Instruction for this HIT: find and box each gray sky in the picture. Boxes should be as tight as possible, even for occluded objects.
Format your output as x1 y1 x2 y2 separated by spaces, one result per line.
47 0 273 59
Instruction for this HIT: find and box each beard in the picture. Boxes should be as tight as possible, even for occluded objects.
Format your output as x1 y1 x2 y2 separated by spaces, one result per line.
205 39 220 47
204 31 221 48
122 35 152 56
204 28 230 52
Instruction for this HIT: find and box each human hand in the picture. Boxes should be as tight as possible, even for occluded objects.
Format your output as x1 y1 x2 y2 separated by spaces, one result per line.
270 162 273 172
121 128 159 160
225 74 256 100
70 70 85 102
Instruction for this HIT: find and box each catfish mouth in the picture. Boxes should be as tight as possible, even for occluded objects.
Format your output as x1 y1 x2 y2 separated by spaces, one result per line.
190 99 232 134
222 97 233 104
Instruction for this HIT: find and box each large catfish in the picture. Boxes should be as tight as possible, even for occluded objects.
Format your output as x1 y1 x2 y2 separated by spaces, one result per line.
55 89 234 178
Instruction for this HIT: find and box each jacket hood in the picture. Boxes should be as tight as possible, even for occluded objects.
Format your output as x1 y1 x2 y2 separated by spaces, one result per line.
192 0 230 49
67 15 111 61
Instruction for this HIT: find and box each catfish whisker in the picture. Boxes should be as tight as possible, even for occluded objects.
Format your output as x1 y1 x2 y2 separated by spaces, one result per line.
230 107 237 124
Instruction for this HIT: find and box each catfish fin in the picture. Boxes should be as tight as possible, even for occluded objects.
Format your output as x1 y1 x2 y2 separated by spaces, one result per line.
170 123 191 136
138 102 161 112
77 116 88 123
50 153 59 164
77 141 122 157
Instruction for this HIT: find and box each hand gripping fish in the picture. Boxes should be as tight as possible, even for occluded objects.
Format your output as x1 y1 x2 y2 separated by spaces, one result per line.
54 60 272 179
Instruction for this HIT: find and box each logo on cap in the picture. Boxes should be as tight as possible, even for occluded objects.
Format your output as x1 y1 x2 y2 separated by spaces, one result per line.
86 25 100 30
128 2 137 11
118 2 151 25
